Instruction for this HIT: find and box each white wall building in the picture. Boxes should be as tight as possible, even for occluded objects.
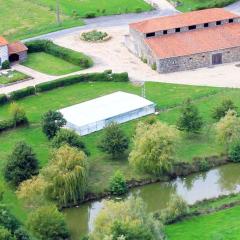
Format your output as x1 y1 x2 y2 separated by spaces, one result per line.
0 37 9 66
60 91 155 136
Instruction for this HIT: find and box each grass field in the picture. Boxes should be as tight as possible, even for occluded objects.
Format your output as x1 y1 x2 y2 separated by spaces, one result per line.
1 0 152 41
166 205 240 239
175 0 237 12
22 52 82 75
0 70 29 85
0 80 239 224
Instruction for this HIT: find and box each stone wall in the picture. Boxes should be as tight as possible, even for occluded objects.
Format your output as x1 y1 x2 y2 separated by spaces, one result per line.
156 46 240 73
18 51 27 62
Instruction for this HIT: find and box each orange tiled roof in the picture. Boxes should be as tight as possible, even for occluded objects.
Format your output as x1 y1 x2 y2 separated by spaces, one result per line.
130 8 239 33
0 36 8 46
145 23 240 59
8 41 28 54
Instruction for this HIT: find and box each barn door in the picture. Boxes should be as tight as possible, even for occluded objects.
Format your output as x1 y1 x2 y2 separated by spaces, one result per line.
212 53 222 65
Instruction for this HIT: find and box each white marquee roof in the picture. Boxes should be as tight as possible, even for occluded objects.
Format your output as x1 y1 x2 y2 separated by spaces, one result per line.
59 91 154 127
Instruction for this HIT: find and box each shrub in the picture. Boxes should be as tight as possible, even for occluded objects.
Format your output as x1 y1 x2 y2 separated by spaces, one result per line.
160 195 189 224
0 226 13 240
2 60 10 69
151 63 157 70
4 141 39 186
43 145 88 206
135 7 143 13
99 122 129 158
109 171 128 195
85 12 96 18
51 128 88 154
81 30 109 42
177 98 203 134
9 86 35 101
212 99 237 121
41 110 66 139
229 141 240 162
111 72 129 82
0 94 8 105
215 110 240 147
9 102 28 127
27 205 69 240
14 228 30 240
129 121 179 175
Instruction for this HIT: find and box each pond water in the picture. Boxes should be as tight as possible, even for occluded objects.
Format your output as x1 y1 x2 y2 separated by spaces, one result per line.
64 163 240 239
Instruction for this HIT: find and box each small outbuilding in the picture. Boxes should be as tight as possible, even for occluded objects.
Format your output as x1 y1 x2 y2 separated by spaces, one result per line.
59 91 155 136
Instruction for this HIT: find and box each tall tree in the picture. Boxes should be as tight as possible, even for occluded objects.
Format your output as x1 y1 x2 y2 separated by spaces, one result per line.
43 145 88 206
4 142 39 186
41 110 66 139
177 99 203 133
129 121 179 175
99 122 129 158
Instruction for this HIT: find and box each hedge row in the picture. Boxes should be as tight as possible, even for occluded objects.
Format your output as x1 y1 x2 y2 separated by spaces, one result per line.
25 39 93 69
35 72 129 92
0 72 129 106
194 0 236 10
0 117 28 132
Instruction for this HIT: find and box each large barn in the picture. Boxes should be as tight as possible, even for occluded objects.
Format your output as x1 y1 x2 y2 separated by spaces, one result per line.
60 91 155 136
0 36 28 68
126 8 240 73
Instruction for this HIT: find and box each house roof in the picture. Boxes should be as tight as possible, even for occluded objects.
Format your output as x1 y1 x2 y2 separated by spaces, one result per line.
145 23 240 59
8 41 28 55
0 36 8 46
130 8 239 33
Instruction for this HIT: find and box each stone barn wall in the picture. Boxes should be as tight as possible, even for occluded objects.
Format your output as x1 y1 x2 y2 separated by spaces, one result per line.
156 46 240 73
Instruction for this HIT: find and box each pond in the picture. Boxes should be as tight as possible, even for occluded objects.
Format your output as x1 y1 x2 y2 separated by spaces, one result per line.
64 163 240 239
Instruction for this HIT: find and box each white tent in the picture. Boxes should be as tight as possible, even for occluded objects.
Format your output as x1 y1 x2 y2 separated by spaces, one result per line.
59 91 155 136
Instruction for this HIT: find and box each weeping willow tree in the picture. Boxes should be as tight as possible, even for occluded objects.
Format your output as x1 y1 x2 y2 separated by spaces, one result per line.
43 144 88 206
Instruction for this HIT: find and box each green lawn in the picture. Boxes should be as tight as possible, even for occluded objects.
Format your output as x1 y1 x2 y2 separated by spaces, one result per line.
30 0 153 17
0 80 237 224
22 52 82 75
1 0 152 41
175 0 237 12
0 70 29 85
166 205 240 239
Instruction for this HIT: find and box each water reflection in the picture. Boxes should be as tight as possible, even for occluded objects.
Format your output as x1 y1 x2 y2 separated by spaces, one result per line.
64 163 240 240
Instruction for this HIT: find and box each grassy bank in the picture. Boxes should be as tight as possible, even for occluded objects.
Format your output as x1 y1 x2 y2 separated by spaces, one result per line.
0 80 239 224
166 204 240 239
1 0 152 41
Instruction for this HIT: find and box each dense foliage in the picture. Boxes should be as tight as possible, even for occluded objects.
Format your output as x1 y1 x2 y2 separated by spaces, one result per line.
228 141 240 162
9 102 28 127
212 99 237 121
1 60 10 69
109 171 128 195
129 121 179 175
4 141 39 186
43 145 88 206
215 110 240 147
25 40 93 69
52 128 88 154
41 110 66 139
90 197 164 240
27 205 69 240
177 99 203 133
99 122 129 157
160 195 189 224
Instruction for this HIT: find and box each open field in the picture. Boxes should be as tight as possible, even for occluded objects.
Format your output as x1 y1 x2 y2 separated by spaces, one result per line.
175 0 237 11
1 0 151 41
22 52 82 75
32 0 153 17
2 80 240 225
166 205 240 239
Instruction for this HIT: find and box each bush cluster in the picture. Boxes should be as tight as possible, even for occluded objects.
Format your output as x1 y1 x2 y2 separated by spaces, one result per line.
109 171 128 195
1 60 10 69
25 39 93 69
81 30 109 42
194 0 236 10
